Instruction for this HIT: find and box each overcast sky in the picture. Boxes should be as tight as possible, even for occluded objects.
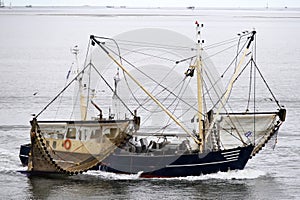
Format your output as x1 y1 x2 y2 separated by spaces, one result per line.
6 0 300 8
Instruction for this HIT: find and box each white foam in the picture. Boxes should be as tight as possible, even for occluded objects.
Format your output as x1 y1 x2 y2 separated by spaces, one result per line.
83 168 267 181
163 168 267 181
84 170 144 180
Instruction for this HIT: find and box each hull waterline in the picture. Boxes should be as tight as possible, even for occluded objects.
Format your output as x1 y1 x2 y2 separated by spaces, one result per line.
21 144 254 177
99 145 254 177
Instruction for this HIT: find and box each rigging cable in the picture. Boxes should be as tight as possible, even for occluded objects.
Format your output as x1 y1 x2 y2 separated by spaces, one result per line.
235 35 242 69
100 46 189 127
121 63 182 113
203 34 250 50
204 36 255 145
108 36 251 141
218 59 254 138
150 77 192 134
69 80 80 120
201 60 248 145
220 36 249 78
138 72 187 112
118 48 187 114
89 62 135 116
231 57 280 108
111 38 193 52
213 33 268 145
37 41 93 118
102 42 206 117
35 61 92 118
104 35 248 118
210 36 251 111
70 40 92 120
55 62 75 119
105 44 177 63
246 59 253 112
93 36 123 64
83 62 92 120
253 56 256 145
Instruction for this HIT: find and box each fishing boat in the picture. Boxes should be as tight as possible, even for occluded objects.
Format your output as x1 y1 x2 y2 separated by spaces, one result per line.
20 23 286 177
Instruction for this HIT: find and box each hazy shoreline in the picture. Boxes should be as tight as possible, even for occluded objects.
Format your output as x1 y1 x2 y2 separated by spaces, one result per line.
1 6 300 18
0 5 299 11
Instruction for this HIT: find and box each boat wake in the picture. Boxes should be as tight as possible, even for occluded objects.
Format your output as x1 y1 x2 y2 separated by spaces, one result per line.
0 147 26 175
84 168 267 181
84 170 144 180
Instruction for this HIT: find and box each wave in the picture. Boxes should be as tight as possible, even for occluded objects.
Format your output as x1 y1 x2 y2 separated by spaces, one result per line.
85 170 144 180
0 125 30 131
84 168 267 181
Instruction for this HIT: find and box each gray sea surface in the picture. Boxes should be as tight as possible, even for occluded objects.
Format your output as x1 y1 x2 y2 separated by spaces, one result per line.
0 7 299 199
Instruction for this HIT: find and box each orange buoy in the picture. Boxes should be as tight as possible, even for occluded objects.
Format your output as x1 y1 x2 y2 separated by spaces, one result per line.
64 139 72 150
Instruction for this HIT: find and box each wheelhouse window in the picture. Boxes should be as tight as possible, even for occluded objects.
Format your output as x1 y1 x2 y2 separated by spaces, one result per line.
66 128 76 139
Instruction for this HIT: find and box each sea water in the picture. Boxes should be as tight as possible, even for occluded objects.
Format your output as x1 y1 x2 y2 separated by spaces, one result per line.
0 7 299 199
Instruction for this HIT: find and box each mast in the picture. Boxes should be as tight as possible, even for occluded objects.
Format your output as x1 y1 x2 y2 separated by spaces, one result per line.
71 45 87 120
195 21 204 152
113 68 120 119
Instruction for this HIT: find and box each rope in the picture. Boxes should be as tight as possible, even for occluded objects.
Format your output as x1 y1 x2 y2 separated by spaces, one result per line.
35 63 92 119
160 78 193 134
121 62 182 113
252 58 281 108
90 63 135 116
102 42 205 117
55 62 74 119
105 43 178 63
203 35 247 50
220 37 249 78
246 61 253 111
111 38 193 51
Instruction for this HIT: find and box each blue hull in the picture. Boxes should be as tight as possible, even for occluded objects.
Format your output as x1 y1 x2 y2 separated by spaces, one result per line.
20 144 254 177
19 144 30 167
99 145 254 178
